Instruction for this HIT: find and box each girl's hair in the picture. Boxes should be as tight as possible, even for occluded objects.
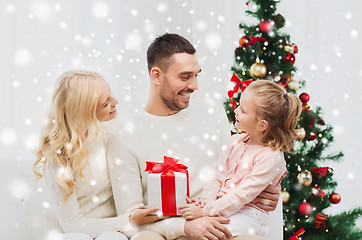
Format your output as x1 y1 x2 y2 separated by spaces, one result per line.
33 70 105 202
248 80 302 152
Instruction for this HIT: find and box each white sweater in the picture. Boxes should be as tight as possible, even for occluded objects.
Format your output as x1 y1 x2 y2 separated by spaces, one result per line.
42 135 133 238
107 100 232 239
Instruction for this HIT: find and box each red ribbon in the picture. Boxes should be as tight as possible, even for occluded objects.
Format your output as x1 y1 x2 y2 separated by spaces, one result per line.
311 167 333 177
288 228 305 240
245 35 269 47
228 73 253 98
145 156 190 215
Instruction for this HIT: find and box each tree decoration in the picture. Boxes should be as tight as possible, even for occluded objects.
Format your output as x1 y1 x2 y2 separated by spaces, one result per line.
311 167 333 177
284 53 296 64
284 43 294 53
227 73 253 98
239 36 249 47
287 79 299 91
297 170 313 186
312 185 325 197
295 127 306 140
314 213 328 229
281 190 290 204
271 13 285 28
307 131 317 140
329 192 341 204
299 92 310 104
259 20 272 32
250 61 267 78
288 228 305 240
298 202 312 215
245 35 268 47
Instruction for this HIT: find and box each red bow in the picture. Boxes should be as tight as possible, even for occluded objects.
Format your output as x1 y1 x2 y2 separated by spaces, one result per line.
288 228 305 240
228 73 253 98
245 35 268 47
311 167 333 177
145 156 190 198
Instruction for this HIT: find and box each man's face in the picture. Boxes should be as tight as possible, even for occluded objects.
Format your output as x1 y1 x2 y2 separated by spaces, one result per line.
158 53 201 112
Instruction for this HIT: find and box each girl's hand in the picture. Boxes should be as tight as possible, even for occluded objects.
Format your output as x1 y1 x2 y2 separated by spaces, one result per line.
178 203 203 220
186 196 196 203
129 207 165 226
196 198 207 208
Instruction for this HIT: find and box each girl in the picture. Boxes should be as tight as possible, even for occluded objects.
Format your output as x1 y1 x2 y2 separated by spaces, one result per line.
179 80 302 239
33 70 129 240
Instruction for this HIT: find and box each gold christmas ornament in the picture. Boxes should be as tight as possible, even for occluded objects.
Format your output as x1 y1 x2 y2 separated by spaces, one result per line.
288 80 299 91
284 43 294 53
296 127 306 140
297 170 313 186
250 62 267 78
281 190 290 203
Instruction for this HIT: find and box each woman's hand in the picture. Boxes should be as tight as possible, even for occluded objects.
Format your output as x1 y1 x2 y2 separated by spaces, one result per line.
129 207 165 226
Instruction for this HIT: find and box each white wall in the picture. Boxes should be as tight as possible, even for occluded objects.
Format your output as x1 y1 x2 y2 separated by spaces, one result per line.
0 0 361 239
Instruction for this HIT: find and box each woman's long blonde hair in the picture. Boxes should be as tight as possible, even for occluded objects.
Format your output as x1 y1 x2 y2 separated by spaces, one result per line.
248 80 302 152
33 70 105 202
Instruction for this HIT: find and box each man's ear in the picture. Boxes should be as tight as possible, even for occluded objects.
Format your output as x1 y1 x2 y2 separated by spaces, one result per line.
150 67 162 86
258 119 269 132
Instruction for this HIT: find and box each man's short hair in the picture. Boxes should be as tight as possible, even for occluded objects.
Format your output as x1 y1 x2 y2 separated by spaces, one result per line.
147 33 196 72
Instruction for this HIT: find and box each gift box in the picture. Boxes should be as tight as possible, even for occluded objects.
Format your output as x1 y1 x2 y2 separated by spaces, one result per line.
145 156 190 215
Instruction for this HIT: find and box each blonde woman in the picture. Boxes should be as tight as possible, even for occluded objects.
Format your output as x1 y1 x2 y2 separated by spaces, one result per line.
33 71 129 240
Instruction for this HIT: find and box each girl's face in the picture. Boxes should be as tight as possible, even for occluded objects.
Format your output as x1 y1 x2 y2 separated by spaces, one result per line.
234 88 259 135
96 78 119 122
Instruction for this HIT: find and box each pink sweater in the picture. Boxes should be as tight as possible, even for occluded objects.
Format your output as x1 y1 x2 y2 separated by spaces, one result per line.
201 133 287 217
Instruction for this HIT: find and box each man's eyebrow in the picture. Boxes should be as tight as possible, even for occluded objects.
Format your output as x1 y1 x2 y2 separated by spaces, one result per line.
178 69 202 75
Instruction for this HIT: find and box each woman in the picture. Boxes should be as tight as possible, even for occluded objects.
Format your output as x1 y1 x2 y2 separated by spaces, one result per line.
33 70 129 240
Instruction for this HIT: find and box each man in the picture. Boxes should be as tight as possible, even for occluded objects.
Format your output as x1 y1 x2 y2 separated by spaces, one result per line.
108 33 281 240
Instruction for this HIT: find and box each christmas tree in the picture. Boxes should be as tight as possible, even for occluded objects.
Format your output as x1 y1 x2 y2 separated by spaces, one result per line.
224 0 362 239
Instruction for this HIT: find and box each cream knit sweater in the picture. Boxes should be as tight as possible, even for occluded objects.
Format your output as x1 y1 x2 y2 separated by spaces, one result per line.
42 134 133 239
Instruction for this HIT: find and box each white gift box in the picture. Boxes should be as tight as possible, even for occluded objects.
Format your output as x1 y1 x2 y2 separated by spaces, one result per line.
147 171 188 216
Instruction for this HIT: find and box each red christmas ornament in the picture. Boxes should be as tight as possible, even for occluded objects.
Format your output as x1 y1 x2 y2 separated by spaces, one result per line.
299 92 310 104
308 131 317 140
239 36 249 47
284 53 296 64
315 213 328 228
260 20 272 32
329 192 341 204
294 44 299 53
298 202 312 215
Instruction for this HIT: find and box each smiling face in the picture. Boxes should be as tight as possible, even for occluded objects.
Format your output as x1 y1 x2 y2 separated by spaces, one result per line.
95 78 119 122
234 87 260 137
157 53 201 113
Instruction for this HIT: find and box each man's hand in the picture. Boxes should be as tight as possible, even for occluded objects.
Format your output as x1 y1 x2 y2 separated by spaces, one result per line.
251 180 281 212
129 207 166 226
178 203 203 220
184 216 233 240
